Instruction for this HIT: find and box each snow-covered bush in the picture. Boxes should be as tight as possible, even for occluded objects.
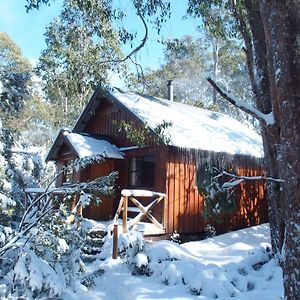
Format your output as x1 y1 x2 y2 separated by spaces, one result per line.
99 226 145 262
204 224 216 238
8 206 85 299
0 203 91 298
0 153 118 299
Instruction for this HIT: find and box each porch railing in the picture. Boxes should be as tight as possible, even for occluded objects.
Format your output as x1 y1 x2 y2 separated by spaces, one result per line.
112 189 167 259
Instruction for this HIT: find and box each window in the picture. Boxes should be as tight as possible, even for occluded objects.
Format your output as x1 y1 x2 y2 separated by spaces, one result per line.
63 161 73 184
129 156 155 188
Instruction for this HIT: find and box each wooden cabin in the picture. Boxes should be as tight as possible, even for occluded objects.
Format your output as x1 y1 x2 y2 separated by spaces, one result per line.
46 87 268 235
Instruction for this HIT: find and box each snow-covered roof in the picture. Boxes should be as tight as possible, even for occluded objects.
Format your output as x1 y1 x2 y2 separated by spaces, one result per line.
65 132 123 159
45 130 123 162
110 89 263 157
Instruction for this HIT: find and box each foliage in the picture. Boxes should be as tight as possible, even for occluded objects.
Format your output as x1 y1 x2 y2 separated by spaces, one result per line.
11 209 84 299
36 0 127 128
187 0 240 39
0 151 118 298
0 32 32 128
196 164 237 223
153 120 173 144
115 119 173 147
13 94 57 147
115 120 152 147
128 34 255 127
204 224 216 238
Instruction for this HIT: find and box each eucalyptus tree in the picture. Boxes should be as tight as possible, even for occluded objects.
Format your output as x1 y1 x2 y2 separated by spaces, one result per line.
0 31 33 167
36 0 127 127
0 32 32 121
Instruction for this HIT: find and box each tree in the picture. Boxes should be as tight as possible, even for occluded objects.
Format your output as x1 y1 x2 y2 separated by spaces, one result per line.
0 154 118 298
129 34 253 125
36 0 126 127
0 32 32 128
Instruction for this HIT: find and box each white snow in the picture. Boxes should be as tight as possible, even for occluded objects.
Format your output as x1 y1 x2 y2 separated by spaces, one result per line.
111 89 264 157
229 94 275 126
65 132 124 159
0 193 15 209
121 189 166 197
63 223 283 299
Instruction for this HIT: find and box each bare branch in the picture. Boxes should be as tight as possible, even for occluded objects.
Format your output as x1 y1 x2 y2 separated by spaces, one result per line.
207 77 274 126
220 170 284 188
18 168 65 232
100 7 148 65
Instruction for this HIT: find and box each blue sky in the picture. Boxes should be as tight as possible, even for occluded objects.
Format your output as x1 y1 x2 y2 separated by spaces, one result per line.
0 0 199 69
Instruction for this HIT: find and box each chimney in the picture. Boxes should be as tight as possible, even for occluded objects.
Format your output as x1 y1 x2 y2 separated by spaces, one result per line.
167 80 173 101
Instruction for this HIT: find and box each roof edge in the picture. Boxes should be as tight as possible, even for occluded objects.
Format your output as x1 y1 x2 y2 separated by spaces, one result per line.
45 128 71 162
73 86 107 133
72 87 165 145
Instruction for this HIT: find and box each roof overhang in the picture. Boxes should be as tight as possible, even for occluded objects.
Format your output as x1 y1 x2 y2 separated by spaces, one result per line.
45 129 124 162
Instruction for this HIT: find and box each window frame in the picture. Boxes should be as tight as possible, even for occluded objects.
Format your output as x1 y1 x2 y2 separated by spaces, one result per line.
128 155 155 188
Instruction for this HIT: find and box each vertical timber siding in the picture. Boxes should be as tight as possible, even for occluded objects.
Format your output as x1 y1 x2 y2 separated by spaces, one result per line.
166 147 268 234
85 97 153 148
81 159 116 220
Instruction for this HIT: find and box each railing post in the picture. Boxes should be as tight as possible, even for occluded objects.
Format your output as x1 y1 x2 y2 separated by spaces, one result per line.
112 224 118 259
77 203 83 229
122 196 128 233
163 196 167 230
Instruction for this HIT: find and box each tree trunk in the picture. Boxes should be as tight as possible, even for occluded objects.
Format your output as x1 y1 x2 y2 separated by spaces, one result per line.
256 1 300 298
212 40 219 105
244 0 286 257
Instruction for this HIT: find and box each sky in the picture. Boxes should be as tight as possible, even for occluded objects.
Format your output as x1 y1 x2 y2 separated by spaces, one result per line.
0 0 200 70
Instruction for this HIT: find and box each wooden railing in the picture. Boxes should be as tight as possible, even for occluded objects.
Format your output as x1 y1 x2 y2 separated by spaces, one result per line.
112 189 167 259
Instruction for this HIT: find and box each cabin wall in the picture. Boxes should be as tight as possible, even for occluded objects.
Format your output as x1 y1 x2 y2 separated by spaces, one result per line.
80 159 116 220
55 141 116 220
166 148 205 233
166 147 268 234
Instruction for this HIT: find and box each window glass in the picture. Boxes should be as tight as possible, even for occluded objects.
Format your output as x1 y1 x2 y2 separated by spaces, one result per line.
129 156 155 188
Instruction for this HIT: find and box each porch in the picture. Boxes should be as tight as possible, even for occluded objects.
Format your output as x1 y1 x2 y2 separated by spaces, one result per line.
24 187 167 237
112 189 167 258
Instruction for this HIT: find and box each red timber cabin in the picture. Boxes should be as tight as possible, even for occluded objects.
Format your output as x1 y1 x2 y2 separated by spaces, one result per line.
46 87 268 235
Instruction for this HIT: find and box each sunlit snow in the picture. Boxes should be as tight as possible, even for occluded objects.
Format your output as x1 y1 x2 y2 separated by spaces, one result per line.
65 132 124 159
63 223 283 300
111 89 263 157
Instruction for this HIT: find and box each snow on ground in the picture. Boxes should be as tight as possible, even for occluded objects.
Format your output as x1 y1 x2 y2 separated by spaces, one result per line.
64 224 283 299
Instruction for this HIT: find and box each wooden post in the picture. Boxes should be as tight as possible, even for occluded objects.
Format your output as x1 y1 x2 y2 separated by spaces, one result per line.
163 195 167 230
77 204 83 229
122 196 128 233
112 224 118 259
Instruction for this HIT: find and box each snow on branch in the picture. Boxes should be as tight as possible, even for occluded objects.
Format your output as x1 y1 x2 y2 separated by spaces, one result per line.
218 170 284 189
1 154 117 257
207 77 275 126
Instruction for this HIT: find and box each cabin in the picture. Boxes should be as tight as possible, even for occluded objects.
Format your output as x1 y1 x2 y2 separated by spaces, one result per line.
46 87 268 235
